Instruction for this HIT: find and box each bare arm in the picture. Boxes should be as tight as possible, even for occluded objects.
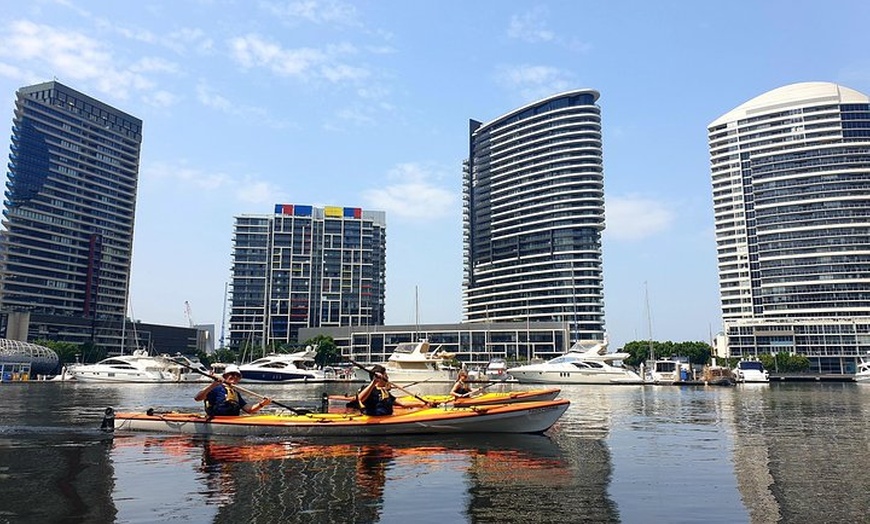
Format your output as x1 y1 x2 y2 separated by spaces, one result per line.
194 378 221 401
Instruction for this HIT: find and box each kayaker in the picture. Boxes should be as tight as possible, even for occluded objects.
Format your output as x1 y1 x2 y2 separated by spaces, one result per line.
356 365 412 416
194 364 271 416
450 369 481 399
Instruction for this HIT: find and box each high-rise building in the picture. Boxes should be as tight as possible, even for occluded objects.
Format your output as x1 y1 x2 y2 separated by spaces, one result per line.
463 90 606 343
0 81 142 348
229 204 386 350
709 82 870 373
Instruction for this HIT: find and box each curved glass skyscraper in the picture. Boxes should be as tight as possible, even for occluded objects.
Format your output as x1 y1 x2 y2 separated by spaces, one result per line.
709 82 870 372
463 90 605 344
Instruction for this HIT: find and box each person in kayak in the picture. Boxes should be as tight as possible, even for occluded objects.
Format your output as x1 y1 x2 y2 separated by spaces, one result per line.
356 365 412 416
450 369 482 399
194 364 271 416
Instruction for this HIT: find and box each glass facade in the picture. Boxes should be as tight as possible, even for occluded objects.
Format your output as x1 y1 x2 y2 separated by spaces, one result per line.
229 204 386 350
463 90 606 343
0 81 141 348
301 321 570 368
709 82 870 372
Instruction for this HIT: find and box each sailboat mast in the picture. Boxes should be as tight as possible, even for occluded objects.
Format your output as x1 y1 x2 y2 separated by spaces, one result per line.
645 281 654 362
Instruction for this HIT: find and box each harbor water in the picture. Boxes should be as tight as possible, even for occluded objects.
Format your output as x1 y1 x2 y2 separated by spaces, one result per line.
1 381 868 523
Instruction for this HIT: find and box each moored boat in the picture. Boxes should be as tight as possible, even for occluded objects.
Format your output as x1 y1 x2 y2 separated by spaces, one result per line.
68 350 211 383
238 347 337 383
508 340 643 385
732 360 770 383
856 356 870 383
353 340 458 383
112 398 570 436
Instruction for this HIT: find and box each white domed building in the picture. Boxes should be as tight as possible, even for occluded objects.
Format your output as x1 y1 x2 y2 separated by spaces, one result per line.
0 339 59 378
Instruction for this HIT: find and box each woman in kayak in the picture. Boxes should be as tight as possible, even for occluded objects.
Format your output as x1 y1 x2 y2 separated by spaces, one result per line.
194 364 271 416
356 365 412 416
450 369 482 399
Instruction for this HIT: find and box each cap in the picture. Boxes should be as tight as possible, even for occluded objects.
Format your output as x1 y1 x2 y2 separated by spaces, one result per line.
223 364 241 377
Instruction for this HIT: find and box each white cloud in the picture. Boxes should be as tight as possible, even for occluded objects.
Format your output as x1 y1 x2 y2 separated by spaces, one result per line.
507 7 591 53
0 20 173 102
228 34 368 84
495 64 575 102
508 7 555 43
259 0 359 26
605 195 676 241
142 161 285 205
362 163 456 219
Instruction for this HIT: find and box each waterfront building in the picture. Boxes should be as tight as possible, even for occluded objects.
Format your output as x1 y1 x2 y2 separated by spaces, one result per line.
300 321 572 368
229 204 386 351
0 81 142 349
463 90 606 344
709 82 870 373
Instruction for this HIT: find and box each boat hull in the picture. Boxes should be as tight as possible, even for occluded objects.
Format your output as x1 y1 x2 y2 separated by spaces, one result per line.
69 370 208 383
329 388 562 407
113 399 570 436
508 369 643 385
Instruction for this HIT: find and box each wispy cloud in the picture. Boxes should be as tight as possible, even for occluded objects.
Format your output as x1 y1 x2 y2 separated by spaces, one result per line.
259 0 360 26
507 7 592 53
495 64 575 102
228 34 369 84
195 81 292 128
508 7 555 43
362 163 456 219
605 195 676 241
142 161 286 204
0 20 178 106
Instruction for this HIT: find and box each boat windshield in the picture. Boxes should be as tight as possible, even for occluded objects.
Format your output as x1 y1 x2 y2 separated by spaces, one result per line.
738 361 765 371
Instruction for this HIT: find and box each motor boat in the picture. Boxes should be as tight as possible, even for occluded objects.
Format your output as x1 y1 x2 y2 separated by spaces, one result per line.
67 350 211 383
238 347 330 383
732 360 770 383
643 358 691 384
855 356 870 383
507 340 644 385
353 340 458 383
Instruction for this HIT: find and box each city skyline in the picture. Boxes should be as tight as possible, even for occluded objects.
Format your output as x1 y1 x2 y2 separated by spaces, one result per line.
2 1 869 350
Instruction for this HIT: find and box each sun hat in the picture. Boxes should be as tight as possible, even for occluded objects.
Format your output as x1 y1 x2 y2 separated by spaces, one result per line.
223 364 241 377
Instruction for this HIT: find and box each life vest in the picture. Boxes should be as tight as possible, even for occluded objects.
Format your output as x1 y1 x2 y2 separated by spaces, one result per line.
361 386 395 416
205 384 243 416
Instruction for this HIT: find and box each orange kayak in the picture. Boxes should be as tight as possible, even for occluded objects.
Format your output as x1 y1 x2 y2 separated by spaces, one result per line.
112 399 570 437
329 387 561 408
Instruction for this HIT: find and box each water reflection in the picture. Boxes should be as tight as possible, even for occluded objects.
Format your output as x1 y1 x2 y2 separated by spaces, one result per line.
107 432 603 523
0 429 117 523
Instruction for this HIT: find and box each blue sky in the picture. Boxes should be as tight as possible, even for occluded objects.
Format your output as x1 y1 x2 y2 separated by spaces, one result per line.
2 1 870 350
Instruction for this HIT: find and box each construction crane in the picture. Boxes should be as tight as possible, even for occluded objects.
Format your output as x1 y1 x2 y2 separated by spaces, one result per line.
184 301 195 328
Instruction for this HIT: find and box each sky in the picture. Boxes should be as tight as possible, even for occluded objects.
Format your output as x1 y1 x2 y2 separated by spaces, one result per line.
2 1 870 350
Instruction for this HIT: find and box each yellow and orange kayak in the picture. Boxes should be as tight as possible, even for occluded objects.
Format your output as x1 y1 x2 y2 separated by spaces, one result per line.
329 387 561 408
113 399 570 437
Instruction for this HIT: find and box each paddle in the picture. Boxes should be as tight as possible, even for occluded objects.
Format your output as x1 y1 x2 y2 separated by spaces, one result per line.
163 357 313 415
347 359 438 408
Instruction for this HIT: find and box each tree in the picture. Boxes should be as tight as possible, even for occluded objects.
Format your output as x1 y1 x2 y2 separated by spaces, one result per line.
621 340 712 367
304 335 340 368
34 339 80 368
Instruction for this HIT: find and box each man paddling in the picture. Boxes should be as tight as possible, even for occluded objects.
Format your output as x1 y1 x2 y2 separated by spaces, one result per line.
194 364 271 416
356 365 413 416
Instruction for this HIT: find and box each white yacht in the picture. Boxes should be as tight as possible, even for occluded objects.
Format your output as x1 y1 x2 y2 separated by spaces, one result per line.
507 340 643 385
68 350 211 383
854 356 870 383
353 340 458 383
238 347 331 383
732 360 770 383
642 358 691 384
